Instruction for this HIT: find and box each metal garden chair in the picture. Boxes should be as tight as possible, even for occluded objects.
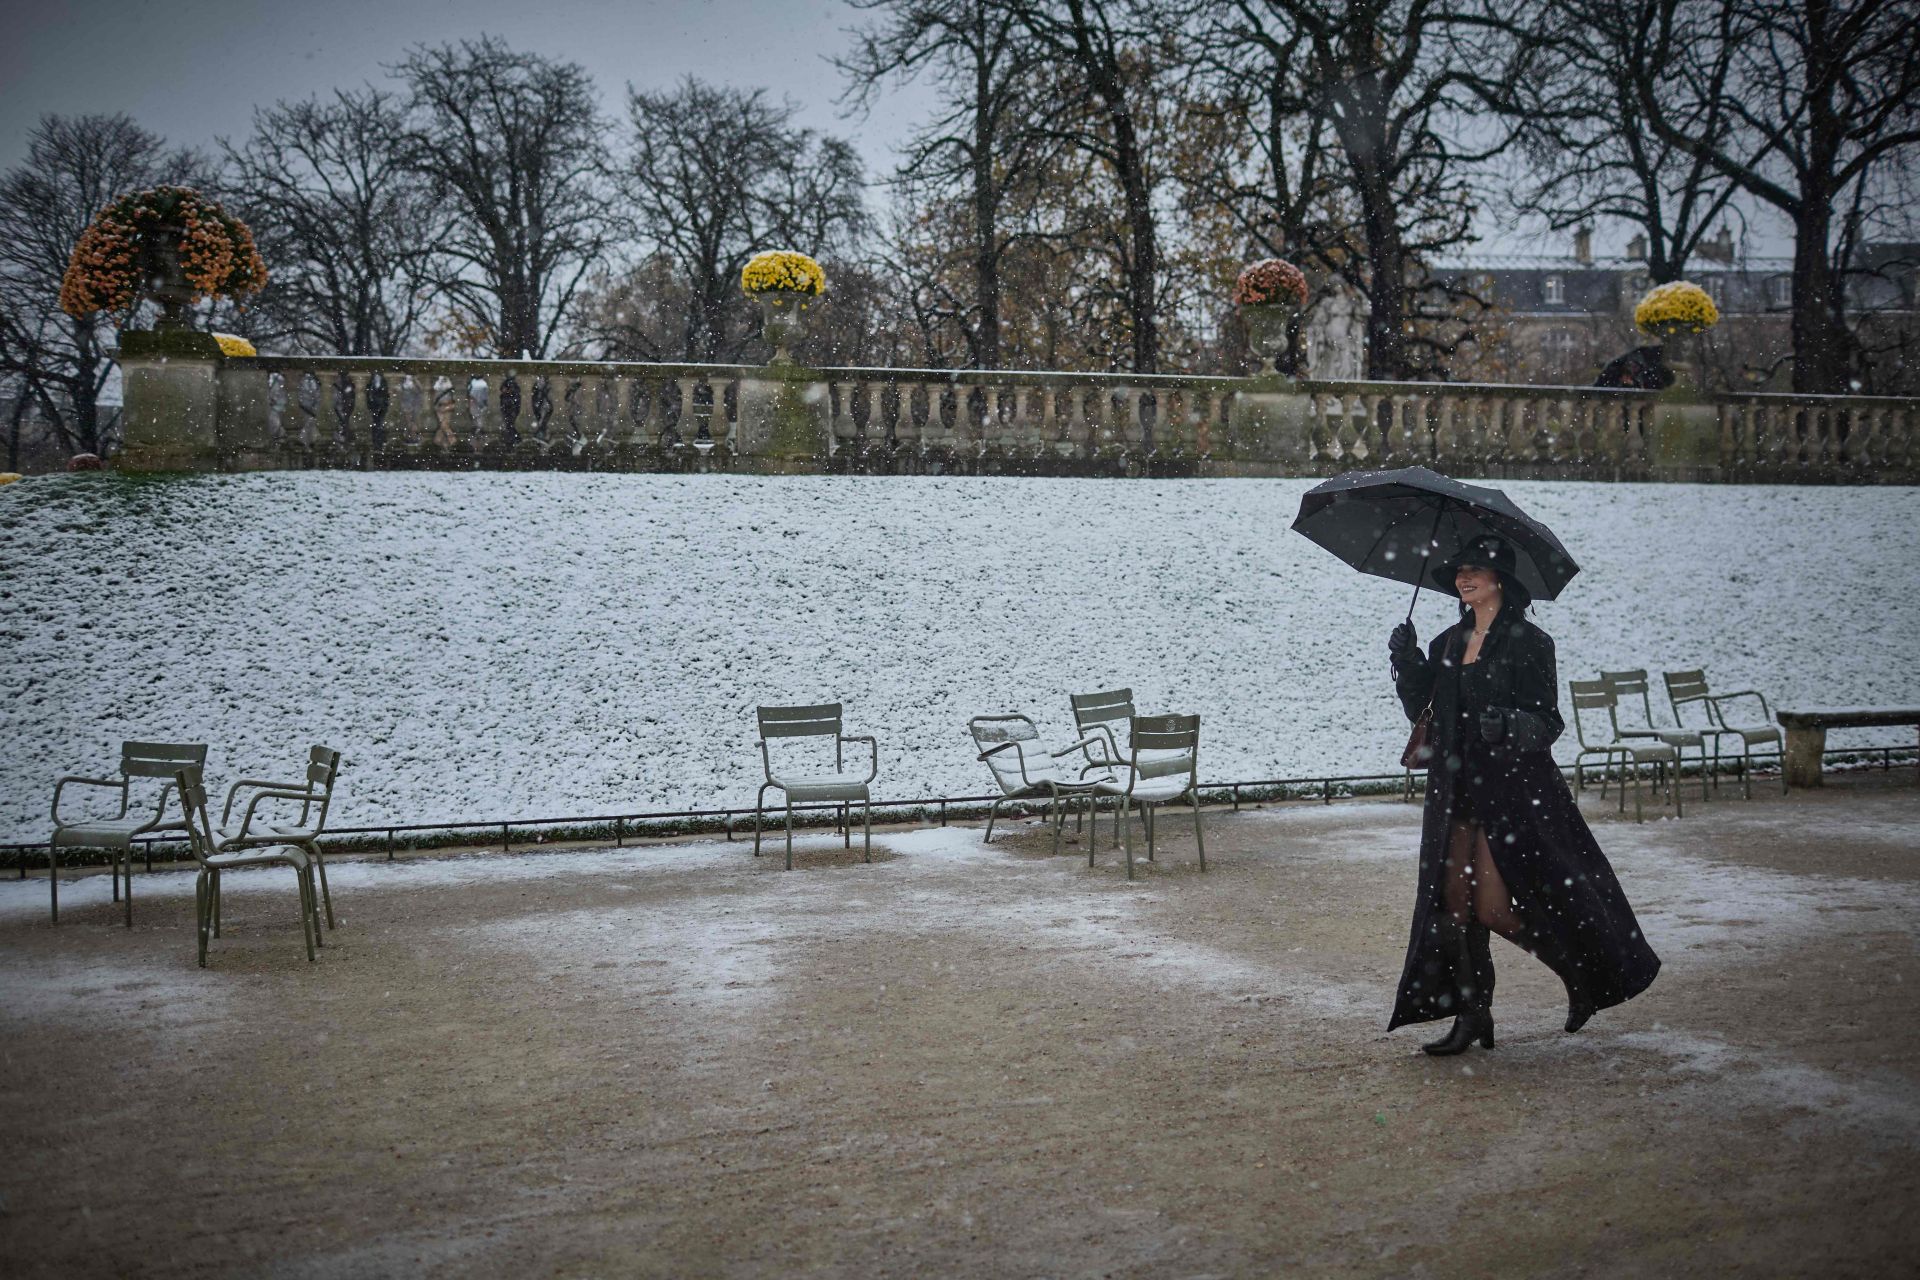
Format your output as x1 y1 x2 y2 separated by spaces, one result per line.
1662 669 1787 799
1092 714 1206 880
969 715 1116 854
175 765 324 967
48 741 207 925
1069 688 1135 769
219 745 344 929
1600 669 1711 803
754 704 877 870
1569 680 1682 822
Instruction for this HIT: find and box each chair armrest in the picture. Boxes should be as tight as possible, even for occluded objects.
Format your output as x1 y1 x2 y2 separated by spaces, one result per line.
841 735 879 784
235 789 317 840
52 776 128 824
1050 735 1109 760
222 778 309 826
1709 690 1773 723
977 740 1033 787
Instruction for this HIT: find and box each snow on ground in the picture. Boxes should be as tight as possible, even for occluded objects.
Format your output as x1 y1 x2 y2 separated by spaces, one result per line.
1 473 1914 842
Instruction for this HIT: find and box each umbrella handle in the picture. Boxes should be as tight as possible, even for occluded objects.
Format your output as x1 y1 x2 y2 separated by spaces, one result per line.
1406 502 1449 623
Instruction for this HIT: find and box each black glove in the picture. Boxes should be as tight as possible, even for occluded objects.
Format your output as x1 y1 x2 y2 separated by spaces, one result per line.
1389 620 1418 664
1479 707 1509 743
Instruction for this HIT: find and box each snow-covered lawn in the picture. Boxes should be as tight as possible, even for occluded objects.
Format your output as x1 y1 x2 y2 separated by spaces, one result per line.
1 472 1913 842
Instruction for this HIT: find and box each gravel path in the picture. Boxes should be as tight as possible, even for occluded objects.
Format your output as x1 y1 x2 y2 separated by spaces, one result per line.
3 776 1917 1277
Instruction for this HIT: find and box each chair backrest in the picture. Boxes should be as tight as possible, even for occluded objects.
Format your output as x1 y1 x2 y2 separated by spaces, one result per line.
122 741 207 779
1071 689 1134 758
173 766 216 868
1567 679 1618 747
969 715 1063 793
1600 669 1657 728
757 703 843 740
1663 668 1718 727
300 745 342 829
1129 714 1199 780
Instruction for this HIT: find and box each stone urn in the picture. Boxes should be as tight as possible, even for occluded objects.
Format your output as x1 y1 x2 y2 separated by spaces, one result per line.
755 288 819 365
140 224 195 330
1239 303 1298 377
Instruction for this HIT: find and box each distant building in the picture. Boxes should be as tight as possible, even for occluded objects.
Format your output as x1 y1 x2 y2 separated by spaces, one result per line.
1428 229 1918 393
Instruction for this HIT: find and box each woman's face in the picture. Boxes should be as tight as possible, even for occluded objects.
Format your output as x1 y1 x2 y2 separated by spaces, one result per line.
1455 564 1502 609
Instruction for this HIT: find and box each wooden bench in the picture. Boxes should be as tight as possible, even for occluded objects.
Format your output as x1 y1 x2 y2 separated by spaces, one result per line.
1776 708 1920 788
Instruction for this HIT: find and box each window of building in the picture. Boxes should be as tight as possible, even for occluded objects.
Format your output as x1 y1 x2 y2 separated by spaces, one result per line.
1545 329 1579 355
1543 275 1565 305
1769 275 1792 308
1702 275 1725 305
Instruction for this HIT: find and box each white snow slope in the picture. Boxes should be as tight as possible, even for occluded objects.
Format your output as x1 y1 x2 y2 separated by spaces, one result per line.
1 473 1913 841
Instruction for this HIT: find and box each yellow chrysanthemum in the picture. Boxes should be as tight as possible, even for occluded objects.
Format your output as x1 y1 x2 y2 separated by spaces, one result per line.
0 473 21 485
741 249 826 297
213 332 257 357
1634 281 1719 335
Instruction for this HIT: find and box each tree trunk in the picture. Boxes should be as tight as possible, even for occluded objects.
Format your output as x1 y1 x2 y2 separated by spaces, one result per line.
971 62 1002 370
1113 112 1160 373
1351 155 1409 381
1788 199 1849 394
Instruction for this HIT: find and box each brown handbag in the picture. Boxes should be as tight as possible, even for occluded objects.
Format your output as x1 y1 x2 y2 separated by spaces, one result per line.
1400 704 1436 769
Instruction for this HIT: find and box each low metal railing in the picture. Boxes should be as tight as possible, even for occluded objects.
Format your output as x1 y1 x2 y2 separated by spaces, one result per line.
7 744 1912 875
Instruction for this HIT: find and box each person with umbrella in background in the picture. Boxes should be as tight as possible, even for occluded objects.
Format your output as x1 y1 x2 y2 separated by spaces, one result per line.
1294 467 1660 1055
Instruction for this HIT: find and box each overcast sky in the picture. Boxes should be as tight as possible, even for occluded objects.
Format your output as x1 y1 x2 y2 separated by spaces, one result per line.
0 0 922 171
2 0 1789 258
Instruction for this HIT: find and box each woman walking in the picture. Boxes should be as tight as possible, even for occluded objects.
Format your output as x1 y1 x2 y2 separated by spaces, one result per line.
1387 535 1660 1054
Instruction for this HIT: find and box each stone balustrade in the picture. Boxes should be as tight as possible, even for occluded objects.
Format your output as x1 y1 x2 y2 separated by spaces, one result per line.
114 344 1920 483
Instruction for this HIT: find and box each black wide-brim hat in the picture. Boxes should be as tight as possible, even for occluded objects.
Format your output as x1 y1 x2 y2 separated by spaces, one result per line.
1433 534 1532 605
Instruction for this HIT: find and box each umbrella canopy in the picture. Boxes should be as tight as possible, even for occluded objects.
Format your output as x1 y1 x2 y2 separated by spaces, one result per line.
1291 466 1580 605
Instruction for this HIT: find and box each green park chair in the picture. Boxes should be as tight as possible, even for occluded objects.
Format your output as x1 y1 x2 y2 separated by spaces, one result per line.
48 741 208 926
176 765 324 967
218 745 344 929
753 704 877 870
1662 669 1787 799
969 714 1117 854
1094 713 1206 880
1569 680 1682 822
1600 669 1711 803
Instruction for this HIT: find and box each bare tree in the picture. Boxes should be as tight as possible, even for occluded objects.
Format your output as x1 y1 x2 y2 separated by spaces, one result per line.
221 89 446 355
839 0 1060 368
1206 1 1512 380
1489 0 1743 284
1633 0 1920 392
394 37 614 359
0 113 203 458
1013 0 1171 372
601 78 867 363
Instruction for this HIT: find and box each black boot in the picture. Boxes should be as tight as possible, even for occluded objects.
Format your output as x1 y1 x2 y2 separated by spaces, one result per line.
1565 992 1597 1033
1423 921 1495 1055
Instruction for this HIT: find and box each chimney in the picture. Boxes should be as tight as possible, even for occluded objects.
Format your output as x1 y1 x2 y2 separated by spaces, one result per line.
1574 226 1593 266
1700 226 1735 264
1626 232 1647 261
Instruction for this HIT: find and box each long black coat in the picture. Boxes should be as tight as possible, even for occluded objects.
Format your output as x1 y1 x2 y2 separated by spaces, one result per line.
1388 605 1660 1030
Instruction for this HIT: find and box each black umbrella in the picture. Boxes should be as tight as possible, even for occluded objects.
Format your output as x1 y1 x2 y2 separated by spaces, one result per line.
1291 466 1580 617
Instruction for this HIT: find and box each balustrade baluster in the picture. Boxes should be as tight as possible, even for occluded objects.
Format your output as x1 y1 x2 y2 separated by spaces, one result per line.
341 371 373 466
310 371 342 462
472 372 504 457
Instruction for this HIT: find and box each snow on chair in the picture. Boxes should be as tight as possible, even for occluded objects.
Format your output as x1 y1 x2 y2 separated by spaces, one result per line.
969 714 1117 855
48 740 207 926
753 704 878 871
